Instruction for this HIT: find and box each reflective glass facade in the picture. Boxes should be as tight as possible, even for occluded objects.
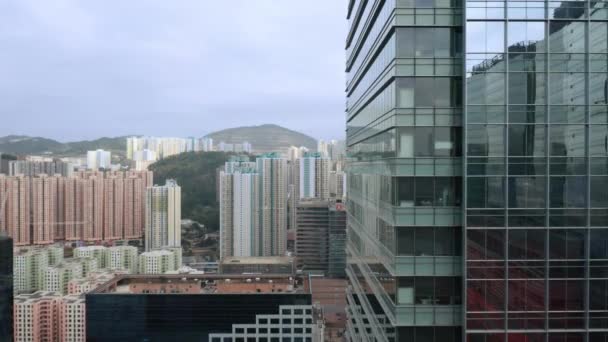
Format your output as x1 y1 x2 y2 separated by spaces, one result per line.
346 0 608 341
346 0 463 340
465 0 608 341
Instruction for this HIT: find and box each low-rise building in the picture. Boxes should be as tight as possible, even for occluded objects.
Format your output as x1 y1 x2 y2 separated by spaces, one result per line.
13 245 64 294
138 249 177 274
85 274 316 341
219 256 296 275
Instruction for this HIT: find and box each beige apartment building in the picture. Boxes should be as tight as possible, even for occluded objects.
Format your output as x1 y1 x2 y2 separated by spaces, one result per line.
0 170 152 246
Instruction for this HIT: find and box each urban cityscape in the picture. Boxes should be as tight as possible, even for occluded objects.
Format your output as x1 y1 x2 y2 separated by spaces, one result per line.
0 1 607 342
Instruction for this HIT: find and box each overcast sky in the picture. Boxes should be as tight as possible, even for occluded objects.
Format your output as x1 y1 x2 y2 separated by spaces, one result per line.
0 1 347 142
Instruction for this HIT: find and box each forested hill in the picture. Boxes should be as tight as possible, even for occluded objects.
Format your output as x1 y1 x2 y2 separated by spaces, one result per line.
149 151 237 231
206 124 316 154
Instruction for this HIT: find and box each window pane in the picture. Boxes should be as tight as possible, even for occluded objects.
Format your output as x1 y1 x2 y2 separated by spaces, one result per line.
590 229 608 259
591 176 608 207
415 178 434 206
415 228 434 256
397 177 415 207
508 176 546 208
398 127 415 158
415 278 434 304
435 227 454 256
415 127 433 156
550 125 586 156
508 125 546 156
397 78 415 108
436 78 452 107
415 28 434 57
435 28 451 57
415 78 435 106
396 28 414 58
550 176 586 208
397 227 415 256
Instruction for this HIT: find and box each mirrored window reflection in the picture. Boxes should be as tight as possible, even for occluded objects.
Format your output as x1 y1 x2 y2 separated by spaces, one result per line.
397 127 462 157
591 176 608 207
396 77 462 108
548 1 586 20
508 176 546 208
549 125 586 156
549 229 586 259
507 1 545 20
590 22 608 53
508 125 546 156
466 21 505 53
508 229 546 260
549 73 586 105
396 28 462 58
590 73 608 105
590 229 608 259
508 72 546 105
508 21 545 52
548 21 586 53
466 73 506 105
467 124 505 156
467 177 505 208
590 125 608 156
467 1 504 20
549 176 586 208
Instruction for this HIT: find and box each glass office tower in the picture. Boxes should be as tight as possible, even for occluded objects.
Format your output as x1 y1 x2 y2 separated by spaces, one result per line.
345 0 463 341
465 1 608 341
346 0 608 341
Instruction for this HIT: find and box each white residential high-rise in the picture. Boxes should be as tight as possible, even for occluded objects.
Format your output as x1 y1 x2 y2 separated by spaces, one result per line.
219 158 258 258
256 153 288 256
86 150 111 170
297 152 330 200
145 179 181 251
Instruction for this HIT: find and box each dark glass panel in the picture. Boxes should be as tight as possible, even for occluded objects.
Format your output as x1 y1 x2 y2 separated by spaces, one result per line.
415 228 434 256
397 227 415 256
591 229 608 259
591 176 608 207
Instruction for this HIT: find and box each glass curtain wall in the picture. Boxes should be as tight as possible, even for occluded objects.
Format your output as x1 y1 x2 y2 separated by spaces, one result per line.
465 0 608 341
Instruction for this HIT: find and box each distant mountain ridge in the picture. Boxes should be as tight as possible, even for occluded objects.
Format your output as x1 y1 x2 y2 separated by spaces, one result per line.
0 124 318 156
206 124 317 154
0 135 128 156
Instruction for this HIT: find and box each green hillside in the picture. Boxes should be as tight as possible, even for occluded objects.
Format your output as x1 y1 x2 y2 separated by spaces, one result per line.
0 135 128 157
149 151 236 231
206 124 316 154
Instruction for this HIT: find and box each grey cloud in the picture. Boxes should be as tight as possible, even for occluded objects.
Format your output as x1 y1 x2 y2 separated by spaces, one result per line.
0 0 346 141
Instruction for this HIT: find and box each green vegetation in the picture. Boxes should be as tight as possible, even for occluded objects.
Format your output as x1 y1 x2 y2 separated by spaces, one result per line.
149 151 237 232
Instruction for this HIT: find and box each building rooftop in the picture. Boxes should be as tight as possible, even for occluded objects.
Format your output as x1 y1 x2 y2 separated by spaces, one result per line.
14 291 62 303
221 256 294 265
89 274 310 295
140 250 173 257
